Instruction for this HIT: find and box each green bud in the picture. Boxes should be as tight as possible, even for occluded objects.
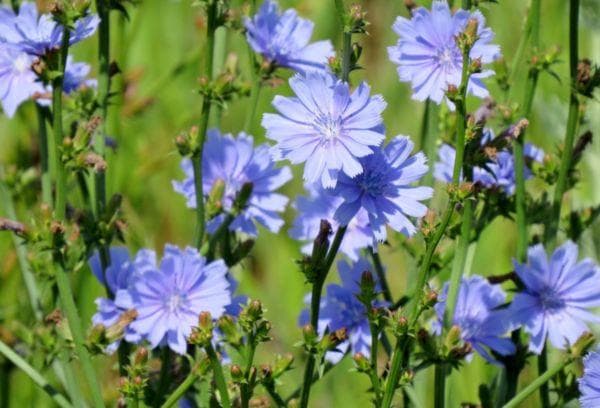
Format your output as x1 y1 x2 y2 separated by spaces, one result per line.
570 332 595 358
445 325 462 350
134 347 148 365
302 324 317 345
353 352 370 372
230 364 244 381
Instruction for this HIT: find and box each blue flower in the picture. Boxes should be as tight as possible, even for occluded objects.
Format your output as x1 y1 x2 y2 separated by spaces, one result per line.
579 347 600 407
300 258 386 363
332 136 433 244
263 71 386 188
0 45 44 117
89 247 154 352
0 2 99 56
433 276 516 364
63 57 96 93
433 143 457 184
289 183 372 261
507 241 600 354
388 1 500 105
245 0 334 74
173 130 292 237
129 245 231 355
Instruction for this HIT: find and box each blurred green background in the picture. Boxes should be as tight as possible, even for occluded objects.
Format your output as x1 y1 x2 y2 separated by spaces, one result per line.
1 0 600 406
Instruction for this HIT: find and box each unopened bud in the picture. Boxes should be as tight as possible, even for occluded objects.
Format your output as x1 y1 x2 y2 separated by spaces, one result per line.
353 352 370 372
260 364 273 379
302 324 317 344
230 364 244 381
198 311 213 329
134 347 148 365
445 325 462 349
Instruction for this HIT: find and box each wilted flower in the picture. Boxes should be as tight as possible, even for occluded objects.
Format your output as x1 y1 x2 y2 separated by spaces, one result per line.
245 0 334 73
388 1 500 105
579 347 600 407
173 130 292 237
263 71 386 188
129 245 231 354
333 136 433 244
433 276 516 363
507 241 600 354
299 258 385 363
289 184 372 261
0 2 99 56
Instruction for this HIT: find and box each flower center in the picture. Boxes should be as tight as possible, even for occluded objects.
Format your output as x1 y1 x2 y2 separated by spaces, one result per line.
166 293 186 313
357 168 387 196
539 290 565 312
314 115 342 141
436 46 460 68
13 54 31 74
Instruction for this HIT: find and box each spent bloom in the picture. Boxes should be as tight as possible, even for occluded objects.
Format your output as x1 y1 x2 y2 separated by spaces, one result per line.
507 241 600 354
388 1 500 105
0 2 99 56
173 130 292 237
289 184 372 261
263 71 386 188
579 347 600 407
300 258 384 363
129 245 231 354
433 276 516 363
245 0 334 73
89 247 155 352
333 136 433 244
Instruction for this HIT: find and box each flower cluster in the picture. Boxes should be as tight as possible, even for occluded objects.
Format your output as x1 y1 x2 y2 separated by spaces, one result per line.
388 1 500 105
173 130 292 237
90 245 236 354
0 2 98 117
245 0 334 74
434 128 544 195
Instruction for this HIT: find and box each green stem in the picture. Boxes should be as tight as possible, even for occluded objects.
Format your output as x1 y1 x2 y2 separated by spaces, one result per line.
368 322 381 405
206 344 231 408
286 358 340 403
0 340 73 408
434 363 446 408
341 31 352 83
241 339 257 408
380 335 410 408
299 226 348 408
243 79 262 133
36 106 52 206
546 0 580 247
370 248 393 303
160 369 201 408
461 0 472 9
209 26 227 127
155 348 173 405
264 382 286 407
537 346 550 408
502 357 572 408
192 0 218 249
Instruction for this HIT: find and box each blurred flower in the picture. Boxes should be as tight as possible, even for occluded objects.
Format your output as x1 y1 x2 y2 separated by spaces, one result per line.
388 1 500 105
129 245 231 354
89 247 154 352
36 56 97 107
332 136 433 244
433 143 458 184
0 2 99 56
289 183 372 261
244 0 334 74
507 241 600 354
579 347 600 407
433 275 515 364
263 71 386 188
300 258 385 363
173 130 292 237
0 45 44 117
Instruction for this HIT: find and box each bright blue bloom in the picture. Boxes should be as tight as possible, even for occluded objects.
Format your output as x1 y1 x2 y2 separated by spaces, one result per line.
579 347 600 407
433 276 515 364
289 184 372 261
173 130 292 237
245 0 334 74
507 241 600 354
332 136 433 244
0 45 44 117
129 245 231 355
388 1 500 105
300 258 385 363
0 2 99 56
89 247 153 352
262 71 386 188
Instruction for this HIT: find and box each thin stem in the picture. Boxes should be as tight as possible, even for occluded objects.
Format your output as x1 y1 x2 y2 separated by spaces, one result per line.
502 357 573 408
380 335 410 408
160 369 201 408
461 0 472 9
264 382 286 407
206 344 231 408
299 226 348 408
434 363 446 408
243 79 262 133
286 358 340 403
0 340 73 408
156 348 173 405
370 248 393 303
368 322 381 405
36 105 52 205
209 26 227 127
240 336 257 408
341 31 352 82
192 0 218 249
538 346 550 408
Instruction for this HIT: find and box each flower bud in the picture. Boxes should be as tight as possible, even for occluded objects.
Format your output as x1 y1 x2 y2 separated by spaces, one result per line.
234 182 254 212
134 347 148 365
445 325 462 349
302 324 317 344
230 364 244 381
247 299 263 321
353 352 370 372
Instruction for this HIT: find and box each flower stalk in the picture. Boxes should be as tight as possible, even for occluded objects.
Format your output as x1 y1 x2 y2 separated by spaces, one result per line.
206 343 231 408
